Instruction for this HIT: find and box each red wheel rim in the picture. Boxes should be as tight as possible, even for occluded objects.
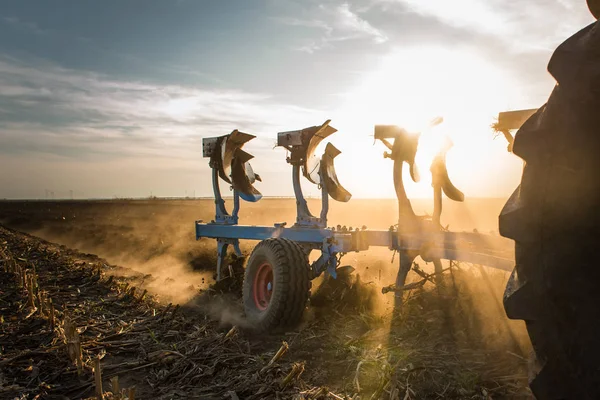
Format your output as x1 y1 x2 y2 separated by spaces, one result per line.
253 262 273 311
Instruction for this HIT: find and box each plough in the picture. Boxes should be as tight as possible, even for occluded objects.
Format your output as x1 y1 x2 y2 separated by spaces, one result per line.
196 118 518 331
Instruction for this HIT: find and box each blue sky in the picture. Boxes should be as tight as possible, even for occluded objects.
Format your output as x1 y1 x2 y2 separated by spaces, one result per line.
0 0 595 199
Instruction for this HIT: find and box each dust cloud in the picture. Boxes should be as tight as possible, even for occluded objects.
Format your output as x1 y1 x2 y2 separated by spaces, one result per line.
0 198 524 347
106 254 213 305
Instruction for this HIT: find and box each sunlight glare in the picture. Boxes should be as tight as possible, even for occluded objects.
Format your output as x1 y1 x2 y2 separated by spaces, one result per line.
331 45 522 199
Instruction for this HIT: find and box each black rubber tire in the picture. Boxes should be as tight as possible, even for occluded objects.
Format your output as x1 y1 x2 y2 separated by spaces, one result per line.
242 238 310 332
500 82 600 399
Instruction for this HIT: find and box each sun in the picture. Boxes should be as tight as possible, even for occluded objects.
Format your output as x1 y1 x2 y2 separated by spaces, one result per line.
330 45 521 199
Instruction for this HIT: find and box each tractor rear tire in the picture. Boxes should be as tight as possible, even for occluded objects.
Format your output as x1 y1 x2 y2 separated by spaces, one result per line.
500 85 600 398
243 238 310 332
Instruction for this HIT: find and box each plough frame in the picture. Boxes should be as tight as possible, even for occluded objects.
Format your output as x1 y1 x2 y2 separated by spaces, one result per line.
195 118 516 330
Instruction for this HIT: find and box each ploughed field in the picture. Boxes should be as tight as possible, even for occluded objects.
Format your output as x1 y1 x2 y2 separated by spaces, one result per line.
0 199 531 399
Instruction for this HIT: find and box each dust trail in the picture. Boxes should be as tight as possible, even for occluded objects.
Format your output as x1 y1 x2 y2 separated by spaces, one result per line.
183 293 250 329
106 254 213 304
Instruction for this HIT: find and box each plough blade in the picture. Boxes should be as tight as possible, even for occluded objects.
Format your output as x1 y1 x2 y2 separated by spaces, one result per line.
431 138 464 202
203 129 262 204
374 125 420 183
321 143 352 202
373 124 409 141
440 173 464 202
277 120 338 184
231 149 262 202
219 130 256 184
305 121 338 184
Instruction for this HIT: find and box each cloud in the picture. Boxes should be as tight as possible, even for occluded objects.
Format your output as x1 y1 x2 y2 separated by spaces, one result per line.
384 0 594 50
273 0 592 57
335 3 388 43
272 17 334 34
0 55 325 163
0 55 330 198
382 0 508 35
274 1 388 53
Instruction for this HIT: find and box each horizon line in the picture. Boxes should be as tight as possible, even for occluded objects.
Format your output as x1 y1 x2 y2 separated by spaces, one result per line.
0 195 510 202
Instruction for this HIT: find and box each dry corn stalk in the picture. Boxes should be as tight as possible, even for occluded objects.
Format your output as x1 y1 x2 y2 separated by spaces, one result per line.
15 265 21 286
94 356 103 400
49 299 55 331
36 290 44 316
63 317 83 374
225 325 238 339
281 362 305 388
27 274 36 309
354 361 364 393
110 376 121 399
260 341 289 374
19 266 25 288
32 267 38 292
302 386 328 399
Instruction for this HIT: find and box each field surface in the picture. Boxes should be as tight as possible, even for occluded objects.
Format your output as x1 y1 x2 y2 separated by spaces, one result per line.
0 199 531 399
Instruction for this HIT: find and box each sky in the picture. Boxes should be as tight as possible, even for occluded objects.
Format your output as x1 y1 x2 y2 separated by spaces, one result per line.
0 0 595 200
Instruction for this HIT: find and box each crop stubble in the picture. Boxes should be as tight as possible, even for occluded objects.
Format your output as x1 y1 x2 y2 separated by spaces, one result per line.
0 199 530 399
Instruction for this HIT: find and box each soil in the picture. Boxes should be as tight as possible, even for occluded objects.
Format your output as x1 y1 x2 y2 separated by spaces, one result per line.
0 199 531 399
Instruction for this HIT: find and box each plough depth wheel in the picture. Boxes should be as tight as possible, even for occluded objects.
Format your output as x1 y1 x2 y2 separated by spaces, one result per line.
243 238 310 332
